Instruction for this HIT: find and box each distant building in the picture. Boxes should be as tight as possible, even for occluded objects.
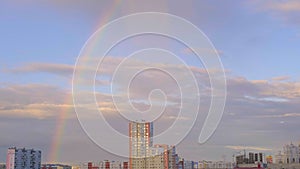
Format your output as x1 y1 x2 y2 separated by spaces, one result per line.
167 146 177 169
122 162 128 169
275 151 284 164
129 121 179 169
71 165 80 169
248 152 254 164
198 160 233 169
88 162 99 169
6 147 41 169
183 160 194 169
42 164 72 169
0 164 5 169
75 161 130 169
110 161 122 169
235 151 264 165
266 155 273 164
275 142 300 164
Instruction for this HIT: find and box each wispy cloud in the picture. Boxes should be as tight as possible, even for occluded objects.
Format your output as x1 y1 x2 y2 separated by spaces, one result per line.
256 113 300 118
8 62 74 77
0 84 73 119
244 95 289 103
267 1 300 12
251 0 300 27
0 103 74 119
271 76 290 81
181 47 224 56
225 145 272 151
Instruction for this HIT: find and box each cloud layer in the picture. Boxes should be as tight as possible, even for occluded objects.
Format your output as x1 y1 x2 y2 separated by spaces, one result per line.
1 59 300 161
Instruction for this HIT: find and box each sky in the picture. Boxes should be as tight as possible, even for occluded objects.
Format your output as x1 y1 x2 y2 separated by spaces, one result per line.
1 0 300 164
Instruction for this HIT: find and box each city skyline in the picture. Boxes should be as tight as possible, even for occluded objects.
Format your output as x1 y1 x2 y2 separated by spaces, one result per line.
1 0 300 164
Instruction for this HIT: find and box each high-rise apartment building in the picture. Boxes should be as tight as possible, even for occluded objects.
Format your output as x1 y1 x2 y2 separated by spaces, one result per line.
129 121 178 169
6 147 41 169
129 121 153 169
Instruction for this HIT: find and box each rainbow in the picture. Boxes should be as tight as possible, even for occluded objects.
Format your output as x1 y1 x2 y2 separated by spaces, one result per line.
47 0 123 162
48 92 73 163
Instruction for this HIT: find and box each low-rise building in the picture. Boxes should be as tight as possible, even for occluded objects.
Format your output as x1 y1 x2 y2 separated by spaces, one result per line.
42 164 72 169
0 163 6 169
198 160 233 169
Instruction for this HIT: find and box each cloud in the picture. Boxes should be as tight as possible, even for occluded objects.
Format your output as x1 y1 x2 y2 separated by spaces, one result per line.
244 95 289 103
255 113 300 118
267 1 300 12
8 62 74 77
5 58 300 122
225 145 272 151
2 57 300 162
251 0 300 27
0 103 74 119
6 57 124 78
271 76 290 81
0 84 67 105
0 84 74 119
227 76 300 99
181 47 224 56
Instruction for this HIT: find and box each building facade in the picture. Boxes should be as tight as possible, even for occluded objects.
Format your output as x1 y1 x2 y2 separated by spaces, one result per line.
129 121 153 169
74 161 129 169
129 121 178 169
6 147 41 169
275 142 300 164
235 152 264 165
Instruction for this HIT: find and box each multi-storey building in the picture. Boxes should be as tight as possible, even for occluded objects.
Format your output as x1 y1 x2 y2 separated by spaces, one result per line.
75 161 129 169
122 162 128 169
129 121 153 169
129 121 178 169
275 142 300 164
167 146 177 169
235 152 264 165
6 147 41 169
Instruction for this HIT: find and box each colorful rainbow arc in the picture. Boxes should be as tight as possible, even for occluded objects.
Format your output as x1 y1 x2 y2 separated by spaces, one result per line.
48 0 123 162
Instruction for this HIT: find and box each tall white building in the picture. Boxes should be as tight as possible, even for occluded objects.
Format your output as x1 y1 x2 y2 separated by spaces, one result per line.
283 143 300 163
275 142 300 164
6 147 41 169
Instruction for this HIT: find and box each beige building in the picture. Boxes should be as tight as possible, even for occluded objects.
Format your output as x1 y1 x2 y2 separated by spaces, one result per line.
129 121 153 169
198 160 233 169
129 121 178 169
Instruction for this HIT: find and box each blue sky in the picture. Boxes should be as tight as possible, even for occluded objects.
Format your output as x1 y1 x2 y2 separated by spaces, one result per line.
1 0 300 82
1 0 300 164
